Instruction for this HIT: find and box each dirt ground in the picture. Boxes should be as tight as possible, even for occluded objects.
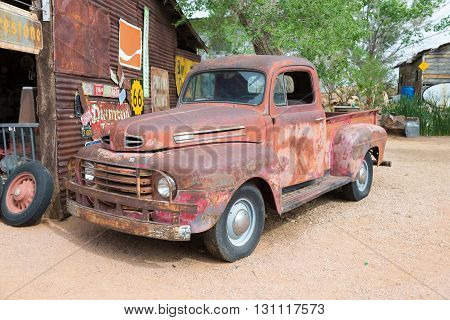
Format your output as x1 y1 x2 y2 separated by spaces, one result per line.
0 136 449 300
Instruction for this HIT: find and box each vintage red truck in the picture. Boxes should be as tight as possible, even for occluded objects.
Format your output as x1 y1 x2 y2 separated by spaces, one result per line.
65 55 388 262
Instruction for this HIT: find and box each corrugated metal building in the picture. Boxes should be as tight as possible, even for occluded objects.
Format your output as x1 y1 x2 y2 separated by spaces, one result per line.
396 42 450 96
13 0 205 218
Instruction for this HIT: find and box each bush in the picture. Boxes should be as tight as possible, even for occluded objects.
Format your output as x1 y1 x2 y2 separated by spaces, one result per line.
382 97 450 136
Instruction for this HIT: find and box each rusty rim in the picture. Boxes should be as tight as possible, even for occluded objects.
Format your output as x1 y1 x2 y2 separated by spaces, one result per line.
5 172 36 214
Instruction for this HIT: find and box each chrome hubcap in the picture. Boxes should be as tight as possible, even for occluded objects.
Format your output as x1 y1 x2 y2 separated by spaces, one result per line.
356 160 369 192
226 198 256 247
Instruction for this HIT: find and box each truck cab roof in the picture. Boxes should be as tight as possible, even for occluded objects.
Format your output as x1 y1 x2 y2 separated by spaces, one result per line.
192 55 316 74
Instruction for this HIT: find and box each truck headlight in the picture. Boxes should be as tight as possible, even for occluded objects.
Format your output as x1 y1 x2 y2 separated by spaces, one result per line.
84 161 95 182
157 175 176 199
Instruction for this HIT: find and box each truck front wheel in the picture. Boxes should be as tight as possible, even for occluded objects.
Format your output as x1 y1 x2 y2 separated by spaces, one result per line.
342 152 373 201
204 184 265 262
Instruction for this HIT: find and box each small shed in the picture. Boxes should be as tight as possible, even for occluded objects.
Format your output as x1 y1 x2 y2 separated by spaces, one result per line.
395 42 450 97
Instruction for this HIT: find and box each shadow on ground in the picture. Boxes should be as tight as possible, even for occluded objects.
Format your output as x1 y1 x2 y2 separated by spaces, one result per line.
41 190 349 268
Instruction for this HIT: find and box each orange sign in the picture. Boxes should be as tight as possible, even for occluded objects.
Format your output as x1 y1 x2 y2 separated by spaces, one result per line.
119 19 142 70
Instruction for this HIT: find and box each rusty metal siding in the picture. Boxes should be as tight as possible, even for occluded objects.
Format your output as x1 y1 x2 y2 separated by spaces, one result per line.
54 0 201 212
176 48 201 63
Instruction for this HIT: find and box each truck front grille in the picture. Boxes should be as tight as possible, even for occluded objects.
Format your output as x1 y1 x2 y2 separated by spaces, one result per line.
80 160 153 198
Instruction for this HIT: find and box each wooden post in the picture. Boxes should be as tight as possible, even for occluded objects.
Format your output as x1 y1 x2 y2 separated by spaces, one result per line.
35 0 63 219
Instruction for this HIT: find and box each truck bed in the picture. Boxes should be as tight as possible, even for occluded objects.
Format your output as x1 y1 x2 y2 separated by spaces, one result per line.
326 109 380 137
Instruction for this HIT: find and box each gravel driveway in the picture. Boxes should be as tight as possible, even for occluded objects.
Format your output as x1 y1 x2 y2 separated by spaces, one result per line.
1 136 449 299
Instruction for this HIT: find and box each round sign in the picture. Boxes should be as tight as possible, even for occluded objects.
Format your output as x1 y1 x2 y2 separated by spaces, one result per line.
130 80 144 115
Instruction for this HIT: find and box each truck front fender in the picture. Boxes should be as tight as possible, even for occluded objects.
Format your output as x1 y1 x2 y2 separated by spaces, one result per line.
330 124 387 179
147 143 282 233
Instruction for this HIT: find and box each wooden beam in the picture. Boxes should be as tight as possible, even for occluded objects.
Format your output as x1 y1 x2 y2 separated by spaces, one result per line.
35 0 63 219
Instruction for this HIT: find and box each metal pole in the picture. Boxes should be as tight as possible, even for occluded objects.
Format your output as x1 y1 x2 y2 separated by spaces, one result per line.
29 127 36 161
20 128 26 160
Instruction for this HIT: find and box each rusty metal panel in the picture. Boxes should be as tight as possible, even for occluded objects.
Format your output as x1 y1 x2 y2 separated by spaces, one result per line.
54 0 111 78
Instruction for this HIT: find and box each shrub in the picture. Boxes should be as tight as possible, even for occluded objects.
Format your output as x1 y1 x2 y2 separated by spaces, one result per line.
382 97 450 136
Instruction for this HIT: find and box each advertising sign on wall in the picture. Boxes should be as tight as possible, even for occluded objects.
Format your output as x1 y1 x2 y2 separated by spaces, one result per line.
130 79 144 116
175 56 199 96
151 67 170 112
88 101 131 139
119 19 142 70
0 2 43 54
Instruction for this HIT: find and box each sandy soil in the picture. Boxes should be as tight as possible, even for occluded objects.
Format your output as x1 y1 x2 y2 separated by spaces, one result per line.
0 136 449 300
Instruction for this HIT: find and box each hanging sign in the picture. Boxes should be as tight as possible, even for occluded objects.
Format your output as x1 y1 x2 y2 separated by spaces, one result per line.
88 101 131 139
0 2 43 54
130 79 144 116
119 19 142 70
175 56 199 96
143 7 150 98
151 67 170 112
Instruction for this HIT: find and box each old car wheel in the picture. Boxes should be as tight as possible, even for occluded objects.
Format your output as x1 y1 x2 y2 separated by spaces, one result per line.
204 184 265 262
1 162 53 227
342 152 373 201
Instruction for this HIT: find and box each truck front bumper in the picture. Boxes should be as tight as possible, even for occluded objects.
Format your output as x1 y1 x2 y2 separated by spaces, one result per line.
67 199 191 241
65 181 196 241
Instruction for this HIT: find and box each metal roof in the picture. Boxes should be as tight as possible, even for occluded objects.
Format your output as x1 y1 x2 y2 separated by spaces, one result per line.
394 42 450 68
166 0 208 51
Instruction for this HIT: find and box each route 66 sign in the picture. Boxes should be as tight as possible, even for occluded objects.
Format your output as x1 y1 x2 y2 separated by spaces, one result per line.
130 79 144 116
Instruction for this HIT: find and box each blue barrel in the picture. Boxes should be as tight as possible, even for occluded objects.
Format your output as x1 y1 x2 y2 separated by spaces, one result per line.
401 86 415 98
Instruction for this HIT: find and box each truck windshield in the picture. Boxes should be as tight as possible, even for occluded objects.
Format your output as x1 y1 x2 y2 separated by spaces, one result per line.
182 71 266 106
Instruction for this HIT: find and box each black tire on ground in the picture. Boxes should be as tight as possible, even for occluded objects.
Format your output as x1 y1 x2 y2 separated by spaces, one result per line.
342 152 373 201
204 184 265 262
1 161 53 227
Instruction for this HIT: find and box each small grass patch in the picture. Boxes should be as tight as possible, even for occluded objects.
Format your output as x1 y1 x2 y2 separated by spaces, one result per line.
382 98 450 136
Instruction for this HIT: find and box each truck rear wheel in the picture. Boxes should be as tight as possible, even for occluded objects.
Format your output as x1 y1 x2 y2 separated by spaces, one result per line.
342 152 373 201
204 184 265 262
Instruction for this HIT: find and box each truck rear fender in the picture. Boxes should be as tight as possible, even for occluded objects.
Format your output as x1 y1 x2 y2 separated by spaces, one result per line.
330 124 387 179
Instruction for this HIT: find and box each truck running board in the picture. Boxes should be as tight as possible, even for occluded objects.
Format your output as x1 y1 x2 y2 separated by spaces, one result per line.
281 175 352 213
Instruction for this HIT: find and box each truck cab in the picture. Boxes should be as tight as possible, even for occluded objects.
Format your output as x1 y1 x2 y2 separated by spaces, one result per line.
66 55 387 262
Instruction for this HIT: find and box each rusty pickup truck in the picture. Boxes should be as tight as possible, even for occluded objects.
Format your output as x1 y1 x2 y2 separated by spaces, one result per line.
66 55 388 262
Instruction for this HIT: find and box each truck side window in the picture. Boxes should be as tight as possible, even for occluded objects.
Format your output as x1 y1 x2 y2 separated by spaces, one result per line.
284 71 315 105
274 74 287 106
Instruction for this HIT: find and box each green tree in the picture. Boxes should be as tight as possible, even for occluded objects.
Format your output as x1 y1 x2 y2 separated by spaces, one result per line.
179 0 363 98
178 0 448 108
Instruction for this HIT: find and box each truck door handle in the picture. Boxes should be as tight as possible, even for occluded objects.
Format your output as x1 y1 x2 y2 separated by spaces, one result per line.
315 117 325 122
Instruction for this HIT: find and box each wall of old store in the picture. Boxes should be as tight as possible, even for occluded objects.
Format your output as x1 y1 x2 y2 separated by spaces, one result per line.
52 0 202 214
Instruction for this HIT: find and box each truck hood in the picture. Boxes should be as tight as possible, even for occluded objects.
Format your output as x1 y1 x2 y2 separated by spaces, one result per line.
104 105 265 152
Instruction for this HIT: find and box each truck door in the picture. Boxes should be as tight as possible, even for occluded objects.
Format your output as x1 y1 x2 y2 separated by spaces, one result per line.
269 66 326 187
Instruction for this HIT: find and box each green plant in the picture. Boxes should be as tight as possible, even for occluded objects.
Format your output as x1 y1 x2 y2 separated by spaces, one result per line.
382 97 450 136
